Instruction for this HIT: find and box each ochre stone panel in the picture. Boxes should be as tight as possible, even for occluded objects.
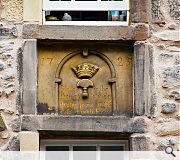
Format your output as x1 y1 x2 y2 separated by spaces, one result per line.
37 42 133 116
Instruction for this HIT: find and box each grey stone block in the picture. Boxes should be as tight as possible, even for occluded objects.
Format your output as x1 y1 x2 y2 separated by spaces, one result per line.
21 115 147 133
171 91 180 101
130 135 151 151
2 134 20 151
11 118 21 132
161 66 180 88
22 40 37 114
22 24 149 41
0 27 17 37
161 103 176 114
134 41 156 116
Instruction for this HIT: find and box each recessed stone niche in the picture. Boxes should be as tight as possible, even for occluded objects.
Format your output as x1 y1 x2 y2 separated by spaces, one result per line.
37 41 133 116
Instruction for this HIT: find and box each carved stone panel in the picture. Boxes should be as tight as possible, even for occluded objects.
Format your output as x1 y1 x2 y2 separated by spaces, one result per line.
37 42 133 116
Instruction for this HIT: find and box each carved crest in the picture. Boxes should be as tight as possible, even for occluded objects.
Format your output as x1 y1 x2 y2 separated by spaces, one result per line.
72 63 99 99
72 63 99 79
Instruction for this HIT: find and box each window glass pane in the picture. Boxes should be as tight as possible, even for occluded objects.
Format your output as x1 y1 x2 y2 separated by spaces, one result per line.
45 11 127 21
46 146 69 151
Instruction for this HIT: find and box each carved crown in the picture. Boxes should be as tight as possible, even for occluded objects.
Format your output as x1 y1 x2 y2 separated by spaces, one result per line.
72 63 99 79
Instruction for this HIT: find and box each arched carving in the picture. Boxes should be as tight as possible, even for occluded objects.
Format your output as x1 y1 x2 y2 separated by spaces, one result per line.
55 49 117 115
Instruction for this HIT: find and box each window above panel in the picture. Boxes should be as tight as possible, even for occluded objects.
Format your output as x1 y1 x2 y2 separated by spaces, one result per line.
41 140 129 151
43 0 130 26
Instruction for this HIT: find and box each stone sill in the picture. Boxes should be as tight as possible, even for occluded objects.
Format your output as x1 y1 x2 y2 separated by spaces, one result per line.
21 115 147 133
22 23 149 41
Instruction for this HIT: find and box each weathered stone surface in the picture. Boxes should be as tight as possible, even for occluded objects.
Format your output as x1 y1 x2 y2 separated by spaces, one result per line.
0 60 5 70
0 26 18 37
175 54 180 65
0 40 14 55
169 138 177 145
23 40 37 114
2 134 20 151
155 121 180 136
134 42 156 116
11 118 21 132
161 103 176 114
161 66 180 88
167 46 180 52
168 0 180 20
155 137 178 150
21 115 147 133
1 130 9 139
155 30 180 41
159 53 174 64
175 94 180 101
6 0 23 21
133 24 150 40
0 113 6 131
5 135 20 151
130 134 151 151
22 24 149 40
21 116 39 131
167 23 178 30
0 1 6 20
151 0 162 20
2 70 15 80
130 118 148 133
169 90 180 101
131 0 149 23
22 24 39 38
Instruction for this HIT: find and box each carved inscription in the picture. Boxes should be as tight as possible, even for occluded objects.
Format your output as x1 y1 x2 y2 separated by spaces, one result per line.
59 85 112 115
117 56 132 67
40 57 54 65
37 44 133 116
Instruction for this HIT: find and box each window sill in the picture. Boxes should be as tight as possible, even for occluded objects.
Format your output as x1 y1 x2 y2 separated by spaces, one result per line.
43 21 129 26
22 23 149 41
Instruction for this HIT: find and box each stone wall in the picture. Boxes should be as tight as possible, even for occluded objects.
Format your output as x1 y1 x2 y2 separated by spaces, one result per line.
0 0 23 150
0 0 179 151
149 0 180 151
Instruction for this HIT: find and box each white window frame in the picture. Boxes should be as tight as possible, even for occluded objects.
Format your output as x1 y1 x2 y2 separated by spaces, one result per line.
41 140 129 151
43 0 130 26
40 140 129 160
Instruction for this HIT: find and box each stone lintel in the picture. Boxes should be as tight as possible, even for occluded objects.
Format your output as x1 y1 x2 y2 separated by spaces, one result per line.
22 23 149 41
21 115 147 133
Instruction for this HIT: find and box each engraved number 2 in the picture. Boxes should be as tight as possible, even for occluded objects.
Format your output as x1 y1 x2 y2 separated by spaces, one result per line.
118 57 123 66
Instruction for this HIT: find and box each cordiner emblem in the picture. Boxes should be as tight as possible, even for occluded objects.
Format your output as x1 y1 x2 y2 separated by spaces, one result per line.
72 63 99 98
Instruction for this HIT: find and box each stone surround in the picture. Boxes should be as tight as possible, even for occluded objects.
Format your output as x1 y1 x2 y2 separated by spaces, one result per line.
0 0 179 151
